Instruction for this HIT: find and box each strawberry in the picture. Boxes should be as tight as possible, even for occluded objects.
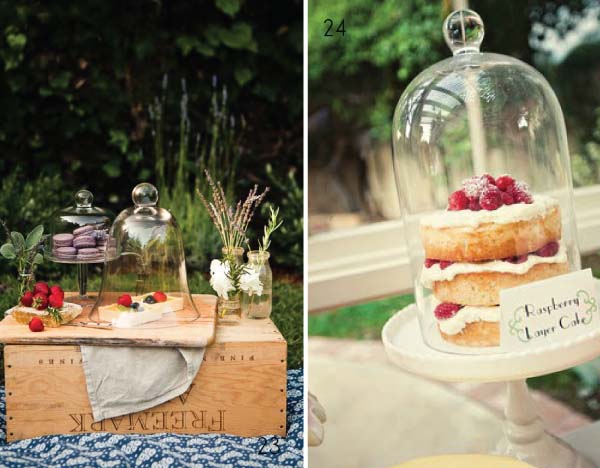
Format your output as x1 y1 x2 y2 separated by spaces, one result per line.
50 285 64 299
434 303 461 320
20 291 34 307
439 261 454 270
153 291 167 303
48 294 64 309
117 294 132 307
448 190 468 211
33 282 50 296
480 186 503 211
495 175 515 191
424 258 439 269
536 242 559 258
32 293 48 310
28 317 44 332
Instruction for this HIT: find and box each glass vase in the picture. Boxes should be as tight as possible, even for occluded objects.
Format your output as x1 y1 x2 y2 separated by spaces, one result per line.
217 246 244 323
17 272 34 303
243 250 273 319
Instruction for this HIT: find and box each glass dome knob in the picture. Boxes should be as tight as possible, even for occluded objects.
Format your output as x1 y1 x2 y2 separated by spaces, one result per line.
443 9 484 55
74 189 94 208
132 182 159 207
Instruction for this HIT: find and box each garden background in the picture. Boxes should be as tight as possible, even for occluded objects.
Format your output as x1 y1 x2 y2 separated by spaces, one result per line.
309 0 600 416
0 0 303 369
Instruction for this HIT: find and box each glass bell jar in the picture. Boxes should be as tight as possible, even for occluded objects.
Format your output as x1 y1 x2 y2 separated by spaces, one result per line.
46 189 115 301
88 183 200 328
391 9 580 355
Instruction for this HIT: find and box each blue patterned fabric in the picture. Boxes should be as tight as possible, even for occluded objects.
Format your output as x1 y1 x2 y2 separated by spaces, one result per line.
0 370 304 467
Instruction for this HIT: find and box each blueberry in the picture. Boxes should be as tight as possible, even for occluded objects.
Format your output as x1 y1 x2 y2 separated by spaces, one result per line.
143 295 157 304
131 302 140 310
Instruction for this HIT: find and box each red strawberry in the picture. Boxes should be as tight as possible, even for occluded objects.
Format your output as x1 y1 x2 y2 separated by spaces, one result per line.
434 303 461 320
48 294 64 309
482 173 496 186
117 294 132 307
28 317 44 332
495 175 515 191
536 242 559 257
20 291 34 307
424 258 439 269
501 192 515 205
439 261 454 270
448 190 468 211
32 293 48 311
50 285 64 299
468 199 481 211
480 186 503 211
153 291 167 303
33 282 50 296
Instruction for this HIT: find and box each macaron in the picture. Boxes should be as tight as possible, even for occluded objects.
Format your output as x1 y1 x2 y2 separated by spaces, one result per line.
77 247 102 261
73 235 96 249
73 224 96 237
54 246 77 260
53 233 74 248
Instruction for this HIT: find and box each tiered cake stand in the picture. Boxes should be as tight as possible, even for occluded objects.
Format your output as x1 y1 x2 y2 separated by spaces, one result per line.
46 255 106 300
382 304 600 468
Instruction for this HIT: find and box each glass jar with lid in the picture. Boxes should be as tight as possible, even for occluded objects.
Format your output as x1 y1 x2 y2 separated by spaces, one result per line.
392 9 580 354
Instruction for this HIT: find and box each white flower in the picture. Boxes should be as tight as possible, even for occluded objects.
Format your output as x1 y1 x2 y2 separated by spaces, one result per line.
239 266 263 296
209 259 235 300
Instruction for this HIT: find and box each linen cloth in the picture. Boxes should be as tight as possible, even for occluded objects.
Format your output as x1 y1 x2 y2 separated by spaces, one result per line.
80 346 205 421
0 370 304 468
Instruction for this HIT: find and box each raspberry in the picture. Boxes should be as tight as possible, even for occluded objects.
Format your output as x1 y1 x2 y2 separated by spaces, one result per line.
117 294 132 307
482 173 496 186
50 285 64 299
469 199 481 211
439 261 454 270
32 293 48 311
153 291 167 303
28 317 44 332
501 192 515 205
33 282 50 296
448 190 468 211
506 254 528 264
462 175 490 200
48 294 64 309
495 175 515 191
20 291 34 307
434 303 461 320
536 242 559 257
424 258 439 268
508 182 533 204
479 186 503 211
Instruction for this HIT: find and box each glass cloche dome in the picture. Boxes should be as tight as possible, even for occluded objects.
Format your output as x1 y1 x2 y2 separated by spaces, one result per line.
47 189 115 301
88 183 200 328
391 9 580 354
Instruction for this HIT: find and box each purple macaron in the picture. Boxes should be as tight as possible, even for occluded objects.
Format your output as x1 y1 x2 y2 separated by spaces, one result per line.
73 224 96 237
53 233 74 248
55 246 77 260
73 235 96 249
77 247 102 261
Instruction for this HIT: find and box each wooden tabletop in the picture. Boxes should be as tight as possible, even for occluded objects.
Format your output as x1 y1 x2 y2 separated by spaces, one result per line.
0 293 217 348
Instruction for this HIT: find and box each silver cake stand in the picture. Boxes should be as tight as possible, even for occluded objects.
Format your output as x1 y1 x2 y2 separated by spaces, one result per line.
382 304 600 468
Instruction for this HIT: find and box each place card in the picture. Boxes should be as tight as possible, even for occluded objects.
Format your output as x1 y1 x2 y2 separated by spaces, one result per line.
500 268 599 350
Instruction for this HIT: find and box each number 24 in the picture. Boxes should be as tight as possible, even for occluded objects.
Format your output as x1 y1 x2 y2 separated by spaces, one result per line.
324 19 345 36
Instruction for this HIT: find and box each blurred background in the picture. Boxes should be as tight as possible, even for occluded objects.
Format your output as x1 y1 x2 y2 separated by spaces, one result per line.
0 1 303 368
308 0 600 466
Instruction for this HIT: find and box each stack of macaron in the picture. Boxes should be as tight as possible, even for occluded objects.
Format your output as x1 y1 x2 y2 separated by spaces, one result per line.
52 224 111 261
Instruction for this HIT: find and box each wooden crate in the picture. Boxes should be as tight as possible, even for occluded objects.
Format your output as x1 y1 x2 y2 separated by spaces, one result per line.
4 317 287 441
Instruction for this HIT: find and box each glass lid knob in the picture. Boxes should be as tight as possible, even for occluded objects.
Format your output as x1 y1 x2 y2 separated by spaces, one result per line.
132 182 159 207
443 9 484 55
74 189 94 208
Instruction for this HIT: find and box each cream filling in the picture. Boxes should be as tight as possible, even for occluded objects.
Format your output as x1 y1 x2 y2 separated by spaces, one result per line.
421 241 567 287
437 303 500 335
420 195 558 229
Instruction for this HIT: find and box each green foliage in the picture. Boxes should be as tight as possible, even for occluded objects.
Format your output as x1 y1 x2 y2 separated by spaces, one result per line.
261 164 303 271
270 280 304 369
571 108 600 187
309 0 445 140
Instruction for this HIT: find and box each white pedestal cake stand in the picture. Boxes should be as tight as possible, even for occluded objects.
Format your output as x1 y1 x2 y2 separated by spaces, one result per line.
382 304 600 468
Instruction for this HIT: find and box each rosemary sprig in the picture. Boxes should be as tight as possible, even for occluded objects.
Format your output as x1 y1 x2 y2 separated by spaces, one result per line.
258 206 283 253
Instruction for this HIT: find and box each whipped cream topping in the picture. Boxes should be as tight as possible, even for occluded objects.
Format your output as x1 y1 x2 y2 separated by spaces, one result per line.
420 195 558 229
437 304 500 335
6 302 82 317
421 242 567 287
